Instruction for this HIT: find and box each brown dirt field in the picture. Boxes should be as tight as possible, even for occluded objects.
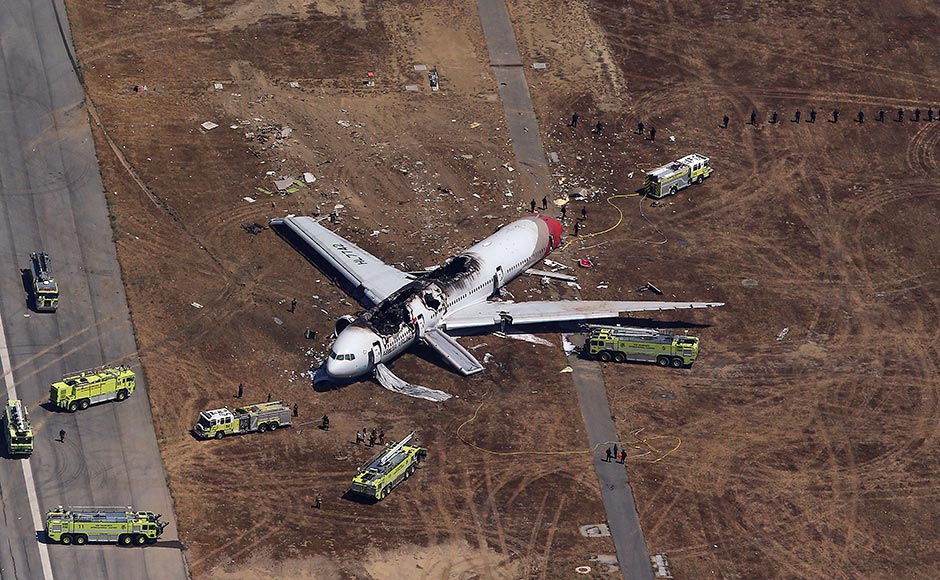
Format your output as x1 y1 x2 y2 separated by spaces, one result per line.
64 0 940 578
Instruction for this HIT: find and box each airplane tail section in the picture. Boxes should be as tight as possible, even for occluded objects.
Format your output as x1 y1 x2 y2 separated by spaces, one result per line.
422 328 485 376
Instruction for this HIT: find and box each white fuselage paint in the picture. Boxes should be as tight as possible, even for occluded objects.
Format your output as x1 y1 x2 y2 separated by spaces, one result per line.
325 216 559 378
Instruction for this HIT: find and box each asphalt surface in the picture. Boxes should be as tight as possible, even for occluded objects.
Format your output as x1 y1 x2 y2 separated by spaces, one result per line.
477 0 553 195
476 2 654 577
0 2 187 579
568 353 654 580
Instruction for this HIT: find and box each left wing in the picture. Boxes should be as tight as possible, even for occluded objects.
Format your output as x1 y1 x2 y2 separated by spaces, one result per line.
270 215 413 306
442 300 724 330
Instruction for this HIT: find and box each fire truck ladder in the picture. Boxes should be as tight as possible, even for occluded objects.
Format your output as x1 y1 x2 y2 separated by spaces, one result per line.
8 401 28 431
379 431 416 466
588 325 663 339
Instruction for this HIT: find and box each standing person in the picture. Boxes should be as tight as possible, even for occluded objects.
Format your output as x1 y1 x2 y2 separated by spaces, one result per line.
749 110 757 125
857 110 864 123
831 109 839 123
793 110 801 123
914 108 921 122
573 222 581 236
809 109 816 123
570 113 579 127
580 207 587 221
877 109 885 122
267 393 272 402
637 121 645 135
356 431 363 445
58 429 66 443
594 121 604 134
236 383 243 399
315 495 321 509
928 108 935 122
605 447 612 462
290 297 297 313
770 111 778 124
648 127 656 141
369 432 376 447
897 109 905 122
721 115 729 128
541 196 548 210
321 415 330 430
619 450 626 464
561 204 567 219
379 430 385 445
293 403 298 417
613 443 619 459
530 199 536 213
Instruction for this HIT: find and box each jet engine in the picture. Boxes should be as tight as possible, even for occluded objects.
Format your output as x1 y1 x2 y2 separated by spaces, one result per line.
334 314 356 335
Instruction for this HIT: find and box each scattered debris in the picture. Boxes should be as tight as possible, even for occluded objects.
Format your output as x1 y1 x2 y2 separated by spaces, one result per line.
469 122 481 129
575 567 592 575
562 335 578 355
303 172 316 184
553 197 568 207
493 332 554 347
532 62 548 69
273 317 284 326
559 366 573 373
483 353 495 363
645 281 663 295
304 329 317 340
242 196 256 203
336 119 351 128
242 222 267 235
875 293 886 301
502 163 515 172
669 135 676 142
133 84 147 93
213 82 223 90
566 281 581 290
579 524 611 537
627 171 634 178
742 278 759 286
523 268 577 282
655 391 676 400
274 177 295 192
200 121 219 131
776 327 790 341
676 239 688 247
405 85 420 92
288 81 300 88
548 152 560 163
191 302 203 309
578 258 594 268
413 64 428 71
279 127 293 138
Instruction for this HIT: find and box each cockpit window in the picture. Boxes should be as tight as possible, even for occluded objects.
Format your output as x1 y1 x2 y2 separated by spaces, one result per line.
330 351 356 361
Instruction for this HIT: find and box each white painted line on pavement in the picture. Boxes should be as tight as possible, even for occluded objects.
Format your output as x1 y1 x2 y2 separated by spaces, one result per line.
0 310 54 580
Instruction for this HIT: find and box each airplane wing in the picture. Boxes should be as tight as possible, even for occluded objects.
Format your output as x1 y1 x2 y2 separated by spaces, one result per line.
442 300 724 330
270 215 414 306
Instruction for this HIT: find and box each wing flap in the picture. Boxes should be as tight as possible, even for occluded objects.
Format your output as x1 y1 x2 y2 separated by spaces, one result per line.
270 216 413 305
422 328 485 375
443 300 724 330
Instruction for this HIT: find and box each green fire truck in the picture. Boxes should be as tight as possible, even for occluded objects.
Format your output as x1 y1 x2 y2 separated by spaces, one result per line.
49 365 136 412
29 252 59 312
45 506 167 546
584 326 700 368
644 153 713 199
3 399 33 456
193 401 292 439
350 431 427 501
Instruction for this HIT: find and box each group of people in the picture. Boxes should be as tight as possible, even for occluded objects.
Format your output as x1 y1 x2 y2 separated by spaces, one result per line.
728 107 937 128
604 444 626 464
355 427 385 447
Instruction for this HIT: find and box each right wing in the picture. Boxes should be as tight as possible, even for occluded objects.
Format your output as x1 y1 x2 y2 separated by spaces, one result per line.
270 215 414 307
443 300 724 330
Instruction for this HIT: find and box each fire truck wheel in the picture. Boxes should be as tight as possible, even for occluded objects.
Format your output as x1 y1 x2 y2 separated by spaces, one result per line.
75 534 87 545
613 352 626 363
696 175 704 184
116 389 128 401
215 431 224 439
258 423 268 433
119 534 132 546
60 534 73 545
376 487 385 500
79 399 90 410
656 356 670 367
670 185 678 195
599 351 612 362
268 422 277 431
670 357 684 368
134 534 147 545
67 401 78 412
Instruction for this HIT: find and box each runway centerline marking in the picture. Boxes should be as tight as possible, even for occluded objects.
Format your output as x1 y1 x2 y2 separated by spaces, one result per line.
0 309 54 580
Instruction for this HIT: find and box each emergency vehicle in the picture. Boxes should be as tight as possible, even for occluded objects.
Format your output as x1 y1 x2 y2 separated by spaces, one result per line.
3 399 33 456
644 153 713 199
193 401 292 439
29 252 59 312
350 431 427 501
49 365 136 412
45 506 167 546
584 326 700 368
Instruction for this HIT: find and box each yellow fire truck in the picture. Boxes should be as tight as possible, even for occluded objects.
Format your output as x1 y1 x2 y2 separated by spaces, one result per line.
3 400 33 456
28 252 59 312
45 506 167 546
644 153 713 198
584 326 700 368
350 431 427 501
193 401 292 439
49 365 136 412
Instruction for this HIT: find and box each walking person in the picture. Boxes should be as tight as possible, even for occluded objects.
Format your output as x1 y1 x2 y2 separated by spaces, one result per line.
561 205 567 219
290 297 297 313
58 429 66 443
605 447 612 462
315 495 321 509
321 414 330 430
648 127 656 141
721 114 729 128
369 432 376 447
570 113 579 127
267 392 272 402
573 221 581 236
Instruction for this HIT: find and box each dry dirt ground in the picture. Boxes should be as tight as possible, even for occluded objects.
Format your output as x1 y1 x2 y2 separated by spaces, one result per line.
63 0 940 578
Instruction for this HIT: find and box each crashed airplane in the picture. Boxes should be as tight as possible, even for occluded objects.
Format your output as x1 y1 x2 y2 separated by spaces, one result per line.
270 214 723 401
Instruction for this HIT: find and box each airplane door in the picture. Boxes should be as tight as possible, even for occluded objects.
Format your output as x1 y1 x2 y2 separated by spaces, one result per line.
370 341 381 366
414 314 426 337
492 266 504 297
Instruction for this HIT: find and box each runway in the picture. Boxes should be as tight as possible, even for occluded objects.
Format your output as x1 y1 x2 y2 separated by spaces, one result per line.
0 1 187 579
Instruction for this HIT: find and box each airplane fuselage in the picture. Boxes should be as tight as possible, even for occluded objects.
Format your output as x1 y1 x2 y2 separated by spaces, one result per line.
325 216 563 378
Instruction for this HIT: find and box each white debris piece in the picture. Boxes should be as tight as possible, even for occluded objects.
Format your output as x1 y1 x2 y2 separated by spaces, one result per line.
776 327 790 341
405 85 420 92
483 353 495 363
494 331 554 347
191 302 203 309
243 196 256 203
336 120 351 128
288 81 300 88
669 135 676 142
213 82 223 90
280 127 293 138
562 335 578 355
532 62 548 69
200 121 219 131
413 64 428 71
303 172 316 184
274 177 294 191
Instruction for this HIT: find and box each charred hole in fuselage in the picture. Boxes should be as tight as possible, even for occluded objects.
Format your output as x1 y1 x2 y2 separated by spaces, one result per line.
423 292 440 310
426 254 481 293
